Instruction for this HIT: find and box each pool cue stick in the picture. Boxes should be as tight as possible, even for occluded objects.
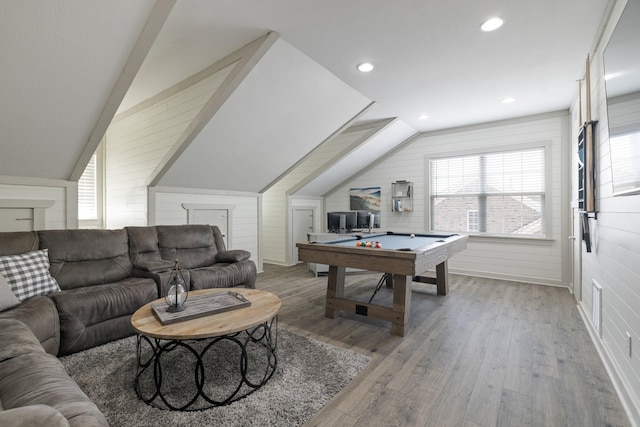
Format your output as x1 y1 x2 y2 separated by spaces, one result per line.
585 54 595 212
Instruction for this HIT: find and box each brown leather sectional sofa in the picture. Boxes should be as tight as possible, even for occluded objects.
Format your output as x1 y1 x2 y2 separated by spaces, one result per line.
0 224 257 426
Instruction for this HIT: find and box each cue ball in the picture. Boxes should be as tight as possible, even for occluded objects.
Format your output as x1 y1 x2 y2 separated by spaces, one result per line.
410 233 415 238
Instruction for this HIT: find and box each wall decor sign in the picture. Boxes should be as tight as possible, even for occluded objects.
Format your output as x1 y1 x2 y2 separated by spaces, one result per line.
350 187 381 211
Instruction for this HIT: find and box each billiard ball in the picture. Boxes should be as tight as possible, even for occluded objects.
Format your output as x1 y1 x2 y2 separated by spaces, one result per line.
410 233 415 238
375 242 381 248
356 241 361 247
366 241 372 247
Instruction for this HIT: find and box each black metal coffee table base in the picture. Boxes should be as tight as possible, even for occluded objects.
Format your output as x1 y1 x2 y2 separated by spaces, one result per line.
134 317 277 411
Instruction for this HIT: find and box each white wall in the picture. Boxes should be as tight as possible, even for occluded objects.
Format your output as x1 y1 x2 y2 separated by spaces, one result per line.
575 0 640 421
150 187 262 272
326 113 570 287
262 127 371 265
105 65 233 229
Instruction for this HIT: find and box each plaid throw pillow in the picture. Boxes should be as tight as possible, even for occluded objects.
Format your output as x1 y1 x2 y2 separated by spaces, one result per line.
0 249 60 302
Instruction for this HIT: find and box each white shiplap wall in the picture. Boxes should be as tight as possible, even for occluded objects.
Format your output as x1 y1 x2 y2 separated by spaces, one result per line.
262 127 372 265
0 179 72 230
105 65 234 229
576 0 640 421
151 187 261 272
326 113 570 286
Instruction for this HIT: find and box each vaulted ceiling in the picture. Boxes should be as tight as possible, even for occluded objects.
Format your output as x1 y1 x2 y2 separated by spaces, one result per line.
1 0 611 195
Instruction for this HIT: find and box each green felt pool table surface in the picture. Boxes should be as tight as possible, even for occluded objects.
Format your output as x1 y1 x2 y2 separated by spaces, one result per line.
319 232 457 251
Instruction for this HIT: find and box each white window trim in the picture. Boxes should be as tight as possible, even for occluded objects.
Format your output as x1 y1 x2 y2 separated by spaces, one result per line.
78 141 104 229
424 140 553 239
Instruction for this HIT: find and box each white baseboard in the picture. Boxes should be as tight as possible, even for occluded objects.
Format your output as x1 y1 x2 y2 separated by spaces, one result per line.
577 301 639 427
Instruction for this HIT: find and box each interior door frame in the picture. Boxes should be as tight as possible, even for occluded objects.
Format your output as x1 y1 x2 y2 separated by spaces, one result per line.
0 199 54 231
182 203 234 247
290 206 317 265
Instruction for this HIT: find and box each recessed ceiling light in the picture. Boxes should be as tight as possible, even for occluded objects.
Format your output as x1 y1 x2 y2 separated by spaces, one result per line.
357 62 374 73
502 97 515 104
481 17 504 32
418 114 429 120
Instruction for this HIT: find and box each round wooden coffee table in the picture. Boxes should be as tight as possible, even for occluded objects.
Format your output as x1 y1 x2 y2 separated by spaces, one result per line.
131 288 281 411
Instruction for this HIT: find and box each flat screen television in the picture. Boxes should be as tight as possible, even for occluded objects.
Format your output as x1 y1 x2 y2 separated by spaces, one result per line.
356 210 380 230
327 211 357 233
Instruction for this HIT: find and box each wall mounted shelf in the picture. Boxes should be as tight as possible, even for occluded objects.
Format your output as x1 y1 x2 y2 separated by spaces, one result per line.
391 180 413 212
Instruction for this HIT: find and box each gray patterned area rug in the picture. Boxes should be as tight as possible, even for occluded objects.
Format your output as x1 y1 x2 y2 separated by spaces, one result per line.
60 329 370 427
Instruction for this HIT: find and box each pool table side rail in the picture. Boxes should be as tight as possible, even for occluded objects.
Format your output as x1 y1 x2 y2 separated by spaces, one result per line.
297 234 468 276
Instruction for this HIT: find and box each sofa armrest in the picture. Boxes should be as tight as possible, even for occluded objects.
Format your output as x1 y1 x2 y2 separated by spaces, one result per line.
215 250 251 263
131 268 191 297
132 260 175 272
0 404 70 427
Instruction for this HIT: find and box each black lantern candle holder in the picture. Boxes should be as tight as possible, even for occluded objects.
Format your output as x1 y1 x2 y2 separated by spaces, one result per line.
165 259 187 312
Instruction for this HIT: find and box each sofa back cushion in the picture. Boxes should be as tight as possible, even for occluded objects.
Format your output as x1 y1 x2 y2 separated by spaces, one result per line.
39 229 132 289
156 225 219 269
126 226 162 266
0 231 39 256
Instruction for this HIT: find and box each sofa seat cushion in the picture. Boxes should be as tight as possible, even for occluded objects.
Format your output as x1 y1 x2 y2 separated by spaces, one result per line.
0 296 60 355
0 352 107 426
189 259 257 290
0 319 44 363
50 277 157 355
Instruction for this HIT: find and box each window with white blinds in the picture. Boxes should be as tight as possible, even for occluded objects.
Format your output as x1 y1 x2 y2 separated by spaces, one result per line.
430 147 545 236
78 154 98 221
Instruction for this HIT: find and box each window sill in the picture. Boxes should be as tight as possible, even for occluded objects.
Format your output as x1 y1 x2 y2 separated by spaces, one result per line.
466 233 555 245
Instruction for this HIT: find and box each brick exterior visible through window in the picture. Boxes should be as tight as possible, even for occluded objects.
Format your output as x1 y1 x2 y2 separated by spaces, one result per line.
430 147 545 236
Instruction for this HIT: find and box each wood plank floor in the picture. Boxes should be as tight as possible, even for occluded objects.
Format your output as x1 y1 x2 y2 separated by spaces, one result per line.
256 263 631 427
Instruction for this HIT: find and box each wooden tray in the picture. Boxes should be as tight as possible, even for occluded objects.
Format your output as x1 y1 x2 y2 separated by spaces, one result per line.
151 290 251 325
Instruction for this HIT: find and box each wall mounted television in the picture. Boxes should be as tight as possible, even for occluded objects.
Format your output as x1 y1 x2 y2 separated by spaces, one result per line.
603 0 640 196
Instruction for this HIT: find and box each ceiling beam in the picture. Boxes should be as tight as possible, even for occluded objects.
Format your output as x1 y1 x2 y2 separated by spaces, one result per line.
147 32 280 187
68 0 176 181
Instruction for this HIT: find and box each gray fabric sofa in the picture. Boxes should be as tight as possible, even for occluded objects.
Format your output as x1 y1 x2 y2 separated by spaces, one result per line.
0 319 108 427
127 224 256 295
0 224 257 426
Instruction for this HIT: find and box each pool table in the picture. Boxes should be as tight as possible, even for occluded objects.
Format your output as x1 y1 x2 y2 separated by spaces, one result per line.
296 232 468 336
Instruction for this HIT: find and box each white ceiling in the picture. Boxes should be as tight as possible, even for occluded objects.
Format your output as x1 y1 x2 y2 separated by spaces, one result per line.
155 36 372 193
1 0 612 196
0 0 158 179
123 0 610 132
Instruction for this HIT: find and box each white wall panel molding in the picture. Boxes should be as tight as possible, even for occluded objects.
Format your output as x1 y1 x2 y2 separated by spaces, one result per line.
149 186 262 272
0 176 74 229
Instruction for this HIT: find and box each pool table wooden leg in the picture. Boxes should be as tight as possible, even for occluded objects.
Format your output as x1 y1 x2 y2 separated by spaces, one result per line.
325 265 345 319
384 273 394 288
391 274 411 336
413 261 449 295
435 261 448 295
